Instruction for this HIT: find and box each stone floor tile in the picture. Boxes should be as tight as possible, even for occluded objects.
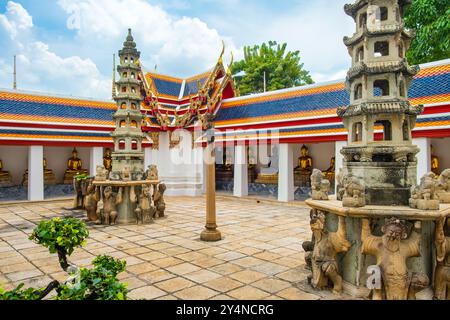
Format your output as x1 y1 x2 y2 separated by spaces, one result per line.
128 285 166 300
155 277 195 292
229 270 267 284
174 285 219 300
151 257 184 268
210 263 243 276
137 251 168 261
126 262 159 275
204 277 244 292
277 288 321 300
166 262 201 276
183 269 222 284
139 269 175 284
252 278 291 294
228 286 271 300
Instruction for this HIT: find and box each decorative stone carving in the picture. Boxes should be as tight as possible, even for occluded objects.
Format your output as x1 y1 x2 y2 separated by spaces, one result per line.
99 186 123 225
310 169 330 200
437 169 450 203
95 165 108 181
361 218 429 300
72 178 88 209
84 182 100 223
302 209 351 294
153 183 166 218
130 185 155 224
409 172 440 210
121 166 131 182
342 174 365 207
150 132 159 150
434 217 450 300
336 170 345 201
169 131 182 149
145 165 158 180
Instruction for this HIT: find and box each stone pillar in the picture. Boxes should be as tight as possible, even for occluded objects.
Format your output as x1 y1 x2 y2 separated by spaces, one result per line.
89 147 103 176
413 137 431 183
28 146 44 201
278 143 294 202
335 140 347 193
233 144 248 197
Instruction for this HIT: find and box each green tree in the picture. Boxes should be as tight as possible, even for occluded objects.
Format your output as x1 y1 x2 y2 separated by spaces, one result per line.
404 0 450 65
232 41 313 95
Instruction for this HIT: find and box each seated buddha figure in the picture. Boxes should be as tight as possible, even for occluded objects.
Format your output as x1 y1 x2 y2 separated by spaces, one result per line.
103 148 112 172
431 145 440 176
323 156 336 183
255 147 279 184
63 148 88 184
22 158 56 186
294 145 313 186
0 159 13 187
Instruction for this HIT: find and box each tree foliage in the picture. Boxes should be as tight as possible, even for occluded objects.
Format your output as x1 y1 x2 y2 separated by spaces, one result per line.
29 217 89 271
232 41 313 95
404 0 450 64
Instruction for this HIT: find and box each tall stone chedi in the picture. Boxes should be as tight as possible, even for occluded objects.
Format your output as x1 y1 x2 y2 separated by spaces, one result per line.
338 0 423 205
111 29 145 181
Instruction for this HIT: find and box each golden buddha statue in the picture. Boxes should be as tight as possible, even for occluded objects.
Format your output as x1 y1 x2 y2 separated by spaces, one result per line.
294 145 313 186
63 148 88 184
103 148 112 172
323 156 336 183
22 158 56 186
431 145 440 176
0 159 13 187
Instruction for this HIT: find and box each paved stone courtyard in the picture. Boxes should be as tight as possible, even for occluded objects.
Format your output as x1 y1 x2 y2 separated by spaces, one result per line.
0 196 351 300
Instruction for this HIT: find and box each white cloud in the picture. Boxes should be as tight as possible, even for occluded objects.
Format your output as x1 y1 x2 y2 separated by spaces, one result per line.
0 0 33 39
0 1 111 98
57 0 238 76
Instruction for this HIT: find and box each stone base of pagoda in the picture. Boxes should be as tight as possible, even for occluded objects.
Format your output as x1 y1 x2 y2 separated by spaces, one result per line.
305 197 450 299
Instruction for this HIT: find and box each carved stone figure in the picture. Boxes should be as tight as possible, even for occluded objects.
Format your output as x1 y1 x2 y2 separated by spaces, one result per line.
361 218 429 300
434 217 450 300
145 165 158 180
131 185 155 224
153 183 166 218
99 186 123 225
342 174 365 207
84 182 100 223
409 172 440 210
302 209 351 294
310 169 330 200
437 169 450 203
72 178 88 209
122 166 131 181
336 170 346 201
95 165 108 181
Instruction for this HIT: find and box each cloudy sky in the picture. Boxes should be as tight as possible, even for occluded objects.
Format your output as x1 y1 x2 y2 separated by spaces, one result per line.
0 0 354 100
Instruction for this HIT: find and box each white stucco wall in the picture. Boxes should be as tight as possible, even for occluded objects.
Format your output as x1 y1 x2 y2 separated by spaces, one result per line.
0 146 28 185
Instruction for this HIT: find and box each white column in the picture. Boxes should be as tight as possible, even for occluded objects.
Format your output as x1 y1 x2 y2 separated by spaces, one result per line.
28 146 44 201
278 143 294 202
89 147 103 176
413 137 431 183
334 140 347 193
233 144 248 197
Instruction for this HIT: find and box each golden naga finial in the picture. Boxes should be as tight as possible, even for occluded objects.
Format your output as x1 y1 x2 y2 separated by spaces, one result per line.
218 40 225 65
227 51 234 76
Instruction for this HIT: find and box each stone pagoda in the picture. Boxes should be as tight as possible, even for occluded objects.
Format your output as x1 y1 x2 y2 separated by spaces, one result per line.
111 28 146 181
338 0 423 206
90 29 162 225
304 0 450 300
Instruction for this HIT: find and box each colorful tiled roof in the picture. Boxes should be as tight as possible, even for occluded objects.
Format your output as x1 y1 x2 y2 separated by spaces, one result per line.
215 59 450 143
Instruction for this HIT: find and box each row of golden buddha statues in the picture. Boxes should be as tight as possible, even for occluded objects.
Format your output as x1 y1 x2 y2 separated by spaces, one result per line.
0 148 112 187
0 144 444 188
215 145 335 187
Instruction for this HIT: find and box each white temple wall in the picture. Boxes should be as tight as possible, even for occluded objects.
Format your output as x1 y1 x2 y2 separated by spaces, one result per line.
0 146 28 185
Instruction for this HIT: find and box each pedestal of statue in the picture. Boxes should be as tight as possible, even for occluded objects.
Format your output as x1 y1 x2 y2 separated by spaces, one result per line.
294 170 312 187
22 171 57 186
63 169 88 184
0 172 13 187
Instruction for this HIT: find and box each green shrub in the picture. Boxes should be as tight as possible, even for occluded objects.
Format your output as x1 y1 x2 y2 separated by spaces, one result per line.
0 283 44 300
56 255 127 300
29 217 89 271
